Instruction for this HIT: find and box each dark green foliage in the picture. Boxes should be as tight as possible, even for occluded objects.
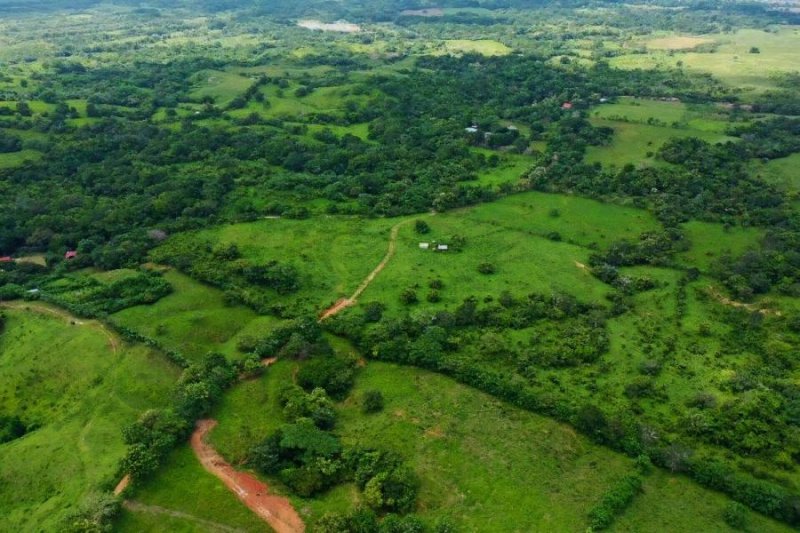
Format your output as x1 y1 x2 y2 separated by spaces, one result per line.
587 474 642 530
246 317 326 359
414 220 430 234
296 355 356 399
400 288 418 305
279 385 337 429
0 131 22 153
362 390 384 414
0 415 26 444
62 493 120 533
477 262 496 275
363 301 386 323
723 501 749 530
249 419 344 497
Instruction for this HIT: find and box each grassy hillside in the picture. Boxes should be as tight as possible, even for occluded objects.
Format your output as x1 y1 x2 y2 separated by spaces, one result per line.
0 304 178 531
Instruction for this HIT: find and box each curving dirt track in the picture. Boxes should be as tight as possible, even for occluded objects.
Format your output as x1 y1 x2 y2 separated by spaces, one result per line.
319 219 410 320
191 419 305 533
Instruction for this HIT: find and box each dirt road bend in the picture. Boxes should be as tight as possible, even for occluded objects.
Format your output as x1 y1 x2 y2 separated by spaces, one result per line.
191 419 305 533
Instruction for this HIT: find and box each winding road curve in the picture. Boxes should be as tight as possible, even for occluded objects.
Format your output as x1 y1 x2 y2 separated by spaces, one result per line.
191 420 305 533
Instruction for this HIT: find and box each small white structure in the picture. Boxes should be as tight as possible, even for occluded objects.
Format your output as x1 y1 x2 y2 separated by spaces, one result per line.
507 124 518 131
419 242 430 250
465 126 478 133
437 244 449 251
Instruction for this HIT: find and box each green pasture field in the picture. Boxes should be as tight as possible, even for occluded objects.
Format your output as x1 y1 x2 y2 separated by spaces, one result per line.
473 150 534 187
611 27 800 92
614 469 791 532
439 39 512 56
225 81 369 123
460 191 662 249
676 220 764 272
189 69 252 107
0 149 42 168
187 357 791 531
186 216 395 311
754 153 800 194
591 97 732 133
585 118 734 167
164 191 662 318
0 305 178 531
112 269 280 361
363 210 613 313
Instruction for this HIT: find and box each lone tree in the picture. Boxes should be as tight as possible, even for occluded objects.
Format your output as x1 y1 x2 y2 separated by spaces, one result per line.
414 220 430 234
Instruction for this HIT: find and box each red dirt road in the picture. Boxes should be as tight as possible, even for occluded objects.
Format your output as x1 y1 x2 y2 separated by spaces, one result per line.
191 419 305 533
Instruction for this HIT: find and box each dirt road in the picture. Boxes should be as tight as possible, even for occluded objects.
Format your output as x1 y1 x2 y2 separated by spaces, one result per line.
191 419 305 533
319 219 410 320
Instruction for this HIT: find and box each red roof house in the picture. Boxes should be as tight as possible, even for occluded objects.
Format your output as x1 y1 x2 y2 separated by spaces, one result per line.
0 256 13 263
65 251 78 260
561 101 573 110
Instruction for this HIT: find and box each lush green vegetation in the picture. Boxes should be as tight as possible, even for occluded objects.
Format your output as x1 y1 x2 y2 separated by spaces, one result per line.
0 305 178 531
2 0 800 531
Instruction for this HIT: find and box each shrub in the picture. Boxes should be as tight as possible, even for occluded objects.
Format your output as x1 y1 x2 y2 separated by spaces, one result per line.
588 474 642 530
477 262 496 275
400 288 418 305
362 390 384 414
414 220 430 234
0 415 26 444
723 502 748 530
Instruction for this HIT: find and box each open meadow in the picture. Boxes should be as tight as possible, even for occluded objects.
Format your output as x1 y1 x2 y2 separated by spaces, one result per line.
0 304 178 531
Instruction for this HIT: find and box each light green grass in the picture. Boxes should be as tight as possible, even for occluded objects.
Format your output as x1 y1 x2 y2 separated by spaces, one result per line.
112 269 277 361
585 119 734 167
473 151 533 187
0 305 178 531
461 191 661 249
208 358 790 531
613 469 791 532
189 69 252 107
754 153 800 193
593 97 688 125
0 149 42 168
612 28 800 92
191 217 394 311
677 220 764 272
364 211 613 313
440 39 512 56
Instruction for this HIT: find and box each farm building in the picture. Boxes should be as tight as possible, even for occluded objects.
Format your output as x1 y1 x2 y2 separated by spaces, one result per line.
64 251 78 260
0 256 12 263
561 101 573 110
437 244 449 251
419 242 430 250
